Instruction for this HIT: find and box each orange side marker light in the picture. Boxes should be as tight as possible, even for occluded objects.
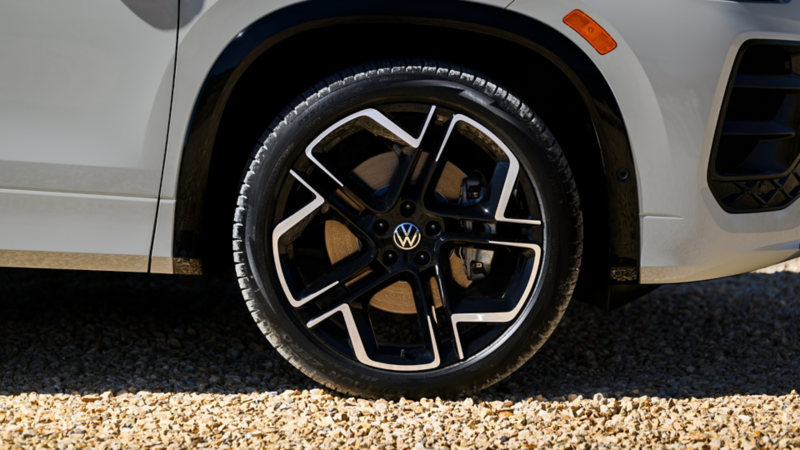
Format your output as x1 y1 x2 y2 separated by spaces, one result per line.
563 10 617 55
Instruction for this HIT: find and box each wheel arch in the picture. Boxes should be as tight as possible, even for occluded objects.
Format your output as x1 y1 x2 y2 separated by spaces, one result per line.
171 0 641 309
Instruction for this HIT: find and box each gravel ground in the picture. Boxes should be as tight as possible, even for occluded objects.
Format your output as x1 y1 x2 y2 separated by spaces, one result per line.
1 260 800 449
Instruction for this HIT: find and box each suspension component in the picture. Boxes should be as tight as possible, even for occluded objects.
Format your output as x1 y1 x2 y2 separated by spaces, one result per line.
459 171 487 206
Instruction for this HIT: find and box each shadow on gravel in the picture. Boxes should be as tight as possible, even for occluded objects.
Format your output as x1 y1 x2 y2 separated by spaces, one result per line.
1 268 798 401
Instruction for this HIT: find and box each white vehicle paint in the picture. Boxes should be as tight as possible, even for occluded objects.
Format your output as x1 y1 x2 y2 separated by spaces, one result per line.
507 0 800 283
0 0 176 270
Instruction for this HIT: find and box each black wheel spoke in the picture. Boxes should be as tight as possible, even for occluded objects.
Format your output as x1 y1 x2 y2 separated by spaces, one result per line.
306 269 443 369
303 106 439 213
305 268 396 320
437 229 539 249
303 147 391 214
428 262 462 359
340 269 399 311
295 252 379 305
435 236 542 360
408 270 445 360
379 147 421 210
423 111 542 226
349 303 381 359
305 298 381 362
400 110 457 200
295 168 376 234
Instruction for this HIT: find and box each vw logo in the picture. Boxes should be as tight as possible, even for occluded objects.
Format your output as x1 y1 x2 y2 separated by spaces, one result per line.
393 223 421 250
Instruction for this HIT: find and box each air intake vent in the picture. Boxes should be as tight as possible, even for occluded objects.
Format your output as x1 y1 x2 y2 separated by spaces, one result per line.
708 40 800 212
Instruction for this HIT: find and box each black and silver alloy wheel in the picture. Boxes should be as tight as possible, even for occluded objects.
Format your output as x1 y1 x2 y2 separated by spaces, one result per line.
234 61 582 398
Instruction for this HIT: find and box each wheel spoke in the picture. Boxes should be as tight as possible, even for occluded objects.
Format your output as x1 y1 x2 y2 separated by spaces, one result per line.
377 146 420 210
429 262 463 359
437 231 538 249
307 269 441 371
305 268 397 360
436 238 542 360
408 270 446 362
430 113 541 225
324 267 398 312
300 151 385 215
271 171 378 308
306 303 380 361
379 105 443 207
272 170 326 308
397 110 456 201
293 252 378 307
304 106 437 213
297 167 375 234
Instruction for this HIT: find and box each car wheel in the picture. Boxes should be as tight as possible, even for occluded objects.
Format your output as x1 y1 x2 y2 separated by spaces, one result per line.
233 61 582 398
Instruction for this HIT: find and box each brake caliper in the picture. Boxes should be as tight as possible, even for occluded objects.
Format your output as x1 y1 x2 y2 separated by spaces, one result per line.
458 248 494 281
459 171 487 206
458 171 494 281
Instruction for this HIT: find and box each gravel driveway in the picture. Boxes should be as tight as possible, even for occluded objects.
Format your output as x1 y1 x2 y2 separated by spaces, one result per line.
1 260 800 449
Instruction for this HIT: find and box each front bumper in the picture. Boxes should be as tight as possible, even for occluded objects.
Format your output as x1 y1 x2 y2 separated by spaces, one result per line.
511 0 800 283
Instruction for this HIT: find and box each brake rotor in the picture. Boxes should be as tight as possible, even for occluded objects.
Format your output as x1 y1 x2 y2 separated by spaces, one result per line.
322 154 471 314
351 152 398 192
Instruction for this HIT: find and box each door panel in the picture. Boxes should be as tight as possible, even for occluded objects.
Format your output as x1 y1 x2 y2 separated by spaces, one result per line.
0 0 176 269
0 0 176 197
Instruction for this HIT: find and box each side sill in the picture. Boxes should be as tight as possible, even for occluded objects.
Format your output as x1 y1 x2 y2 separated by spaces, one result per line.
0 250 148 273
150 256 202 275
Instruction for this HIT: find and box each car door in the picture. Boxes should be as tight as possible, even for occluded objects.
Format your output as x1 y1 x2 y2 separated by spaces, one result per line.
0 0 177 271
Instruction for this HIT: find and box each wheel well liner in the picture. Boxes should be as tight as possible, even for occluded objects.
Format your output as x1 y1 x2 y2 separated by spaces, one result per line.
172 0 641 308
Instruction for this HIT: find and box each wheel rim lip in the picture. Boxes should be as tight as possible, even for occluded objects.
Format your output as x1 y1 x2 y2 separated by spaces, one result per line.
256 98 549 373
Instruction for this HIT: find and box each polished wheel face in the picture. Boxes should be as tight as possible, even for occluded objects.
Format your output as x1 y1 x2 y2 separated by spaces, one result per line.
270 102 544 372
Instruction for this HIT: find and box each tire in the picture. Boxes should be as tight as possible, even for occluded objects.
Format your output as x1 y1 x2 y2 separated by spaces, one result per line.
233 60 582 398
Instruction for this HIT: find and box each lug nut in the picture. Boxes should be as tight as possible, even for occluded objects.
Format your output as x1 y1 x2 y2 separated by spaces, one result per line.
400 202 416 217
383 250 398 265
373 220 389 234
425 221 441 236
414 251 431 266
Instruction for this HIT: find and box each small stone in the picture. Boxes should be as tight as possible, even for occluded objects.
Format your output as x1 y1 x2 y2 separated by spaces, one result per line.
737 414 753 425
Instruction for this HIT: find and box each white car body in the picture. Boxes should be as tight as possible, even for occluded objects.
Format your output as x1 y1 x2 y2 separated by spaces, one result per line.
1 0 799 290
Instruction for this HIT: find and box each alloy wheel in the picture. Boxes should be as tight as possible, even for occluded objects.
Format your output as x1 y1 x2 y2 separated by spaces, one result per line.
270 103 544 371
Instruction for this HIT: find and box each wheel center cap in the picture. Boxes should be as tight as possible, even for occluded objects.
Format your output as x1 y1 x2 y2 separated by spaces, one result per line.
393 223 421 250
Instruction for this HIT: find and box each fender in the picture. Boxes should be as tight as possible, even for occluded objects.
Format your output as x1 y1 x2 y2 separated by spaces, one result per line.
170 0 641 298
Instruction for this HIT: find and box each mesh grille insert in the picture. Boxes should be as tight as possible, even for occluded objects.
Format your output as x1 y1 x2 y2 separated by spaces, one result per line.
708 40 800 212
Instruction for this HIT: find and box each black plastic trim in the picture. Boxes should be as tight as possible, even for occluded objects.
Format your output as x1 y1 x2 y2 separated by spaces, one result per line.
172 0 641 283
721 121 795 139
733 73 800 91
708 39 800 213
